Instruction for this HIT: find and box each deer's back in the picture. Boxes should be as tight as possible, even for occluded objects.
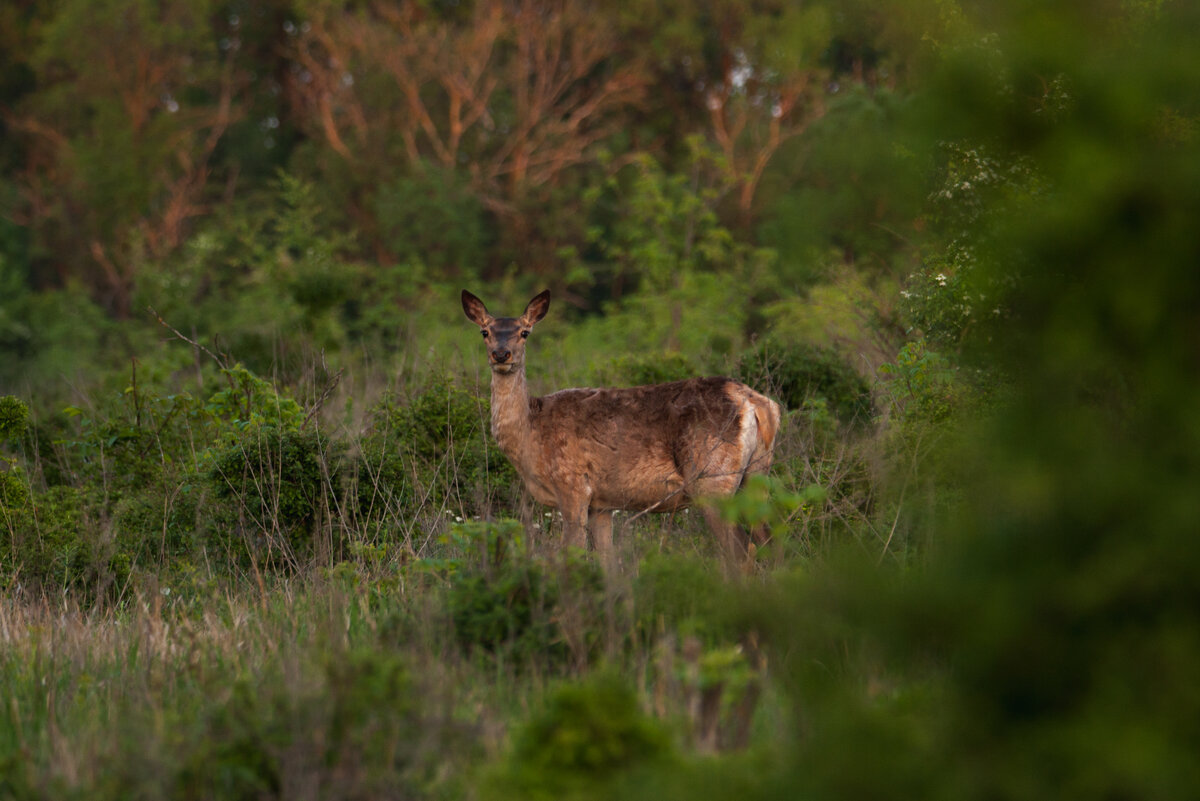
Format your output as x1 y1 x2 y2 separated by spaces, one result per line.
526 377 779 511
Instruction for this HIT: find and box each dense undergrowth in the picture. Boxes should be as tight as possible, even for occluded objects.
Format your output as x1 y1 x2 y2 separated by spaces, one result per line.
0 302 931 800
3 2 1200 799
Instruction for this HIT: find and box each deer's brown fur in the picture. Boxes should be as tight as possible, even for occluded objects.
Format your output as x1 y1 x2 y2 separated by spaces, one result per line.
462 289 782 562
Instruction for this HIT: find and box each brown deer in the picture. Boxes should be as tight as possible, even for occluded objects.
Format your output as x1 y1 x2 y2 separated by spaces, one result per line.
462 289 782 563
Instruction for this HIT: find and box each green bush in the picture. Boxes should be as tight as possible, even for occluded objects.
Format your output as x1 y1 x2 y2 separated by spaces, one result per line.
349 432 418 535
736 341 872 427
597 351 697 387
176 648 451 801
375 162 490 278
364 376 520 518
2 394 166 596
448 558 562 662
442 520 605 668
0 395 29 442
208 425 343 568
879 339 976 425
490 674 673 800
0 484 130 596
111 480 205 568
204 364 304 429
633 553 730 640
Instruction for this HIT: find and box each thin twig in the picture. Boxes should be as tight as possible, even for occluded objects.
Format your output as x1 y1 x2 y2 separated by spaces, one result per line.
877 489 905 565
302 369 344 431
147 306 230 371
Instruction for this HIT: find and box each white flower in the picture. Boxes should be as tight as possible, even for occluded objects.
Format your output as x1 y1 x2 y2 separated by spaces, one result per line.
936 273 948 286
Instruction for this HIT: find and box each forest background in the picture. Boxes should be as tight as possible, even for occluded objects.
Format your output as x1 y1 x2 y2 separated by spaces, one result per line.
2 0 1199 799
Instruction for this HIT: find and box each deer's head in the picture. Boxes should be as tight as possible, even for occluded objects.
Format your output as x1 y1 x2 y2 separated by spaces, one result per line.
462 290 550 374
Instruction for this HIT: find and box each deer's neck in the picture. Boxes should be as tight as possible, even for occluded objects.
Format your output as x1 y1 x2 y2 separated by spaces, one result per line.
489 367 533 462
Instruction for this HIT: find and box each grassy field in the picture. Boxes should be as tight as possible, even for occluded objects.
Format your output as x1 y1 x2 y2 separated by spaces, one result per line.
0 330 903 800
4 4 1200 796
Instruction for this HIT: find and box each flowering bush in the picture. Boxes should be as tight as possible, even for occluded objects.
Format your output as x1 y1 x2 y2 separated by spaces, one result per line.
903 142 1043 349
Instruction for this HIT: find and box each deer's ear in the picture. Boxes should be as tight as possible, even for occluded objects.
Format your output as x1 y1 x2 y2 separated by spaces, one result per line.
462 290 492 326
521 290 550 326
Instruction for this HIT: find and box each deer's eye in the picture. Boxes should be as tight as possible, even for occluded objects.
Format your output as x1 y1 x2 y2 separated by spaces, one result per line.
520 330 530 339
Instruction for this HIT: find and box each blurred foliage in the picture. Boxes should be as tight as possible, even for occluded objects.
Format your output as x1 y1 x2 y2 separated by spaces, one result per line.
489 673 674 801
757 87 925 284
632 553 731 641
375 162 490 280
174 648 440 800
596 351 697 388
626 3 1200 800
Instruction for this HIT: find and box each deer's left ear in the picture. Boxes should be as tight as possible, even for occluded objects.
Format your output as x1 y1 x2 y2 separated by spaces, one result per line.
521 290 550 326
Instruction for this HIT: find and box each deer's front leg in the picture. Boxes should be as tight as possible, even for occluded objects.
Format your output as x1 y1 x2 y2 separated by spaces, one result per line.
554 501 588 551
563 517 588 550
559 488 591 551
590 509 614 566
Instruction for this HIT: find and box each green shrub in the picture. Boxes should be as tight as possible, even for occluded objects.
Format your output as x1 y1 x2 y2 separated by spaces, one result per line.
878 339 973 425
60 410 174 496
349 433 418 534
365 376 520 518
111 480 205 568
208 425 343 568
204 364 304 429
736 341 873 427
375 162 490 277
449 559 562 662
0 484 129 596
597 351 697 387
490 674 673 800
441 520 605 668
0 395 29 443
176 648 448 801
1 395 148 596
633 553 730 640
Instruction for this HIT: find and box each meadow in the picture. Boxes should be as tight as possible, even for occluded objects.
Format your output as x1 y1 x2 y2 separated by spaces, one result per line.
3 2 1200 798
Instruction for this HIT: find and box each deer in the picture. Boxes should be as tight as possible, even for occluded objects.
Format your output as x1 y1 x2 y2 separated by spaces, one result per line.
462 289 782 565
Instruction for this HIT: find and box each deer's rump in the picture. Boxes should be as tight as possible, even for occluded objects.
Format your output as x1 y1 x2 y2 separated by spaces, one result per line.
526 377 781 512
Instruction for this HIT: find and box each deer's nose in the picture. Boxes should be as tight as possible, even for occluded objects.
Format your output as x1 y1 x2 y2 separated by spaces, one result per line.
491 349 511 362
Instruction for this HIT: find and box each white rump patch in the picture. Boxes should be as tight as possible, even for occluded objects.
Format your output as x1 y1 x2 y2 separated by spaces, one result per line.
737 402 758 476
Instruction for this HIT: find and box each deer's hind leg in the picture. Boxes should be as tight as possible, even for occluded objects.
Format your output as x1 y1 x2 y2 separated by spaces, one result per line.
686 438 756 568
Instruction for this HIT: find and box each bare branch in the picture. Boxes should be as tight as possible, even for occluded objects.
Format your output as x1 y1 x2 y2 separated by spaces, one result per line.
147 306 231 372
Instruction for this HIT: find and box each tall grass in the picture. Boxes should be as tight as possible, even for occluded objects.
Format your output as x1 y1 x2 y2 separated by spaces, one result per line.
0 579 488 799
0 309 917 799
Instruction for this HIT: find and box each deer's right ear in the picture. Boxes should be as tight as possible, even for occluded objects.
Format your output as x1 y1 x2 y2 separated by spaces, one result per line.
521 290 550 326
462 290 492 326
